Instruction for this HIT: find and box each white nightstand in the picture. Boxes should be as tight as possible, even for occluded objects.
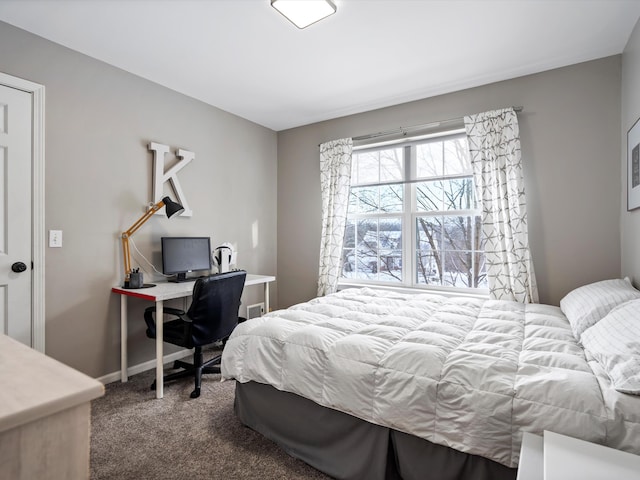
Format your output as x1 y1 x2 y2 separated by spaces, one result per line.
517 431 640 480
516 432 543 480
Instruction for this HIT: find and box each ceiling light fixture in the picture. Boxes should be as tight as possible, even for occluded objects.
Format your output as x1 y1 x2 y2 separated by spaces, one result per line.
271 0 337 29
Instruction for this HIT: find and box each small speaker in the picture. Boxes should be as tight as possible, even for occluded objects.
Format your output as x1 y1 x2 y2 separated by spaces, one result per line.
247 303 265 320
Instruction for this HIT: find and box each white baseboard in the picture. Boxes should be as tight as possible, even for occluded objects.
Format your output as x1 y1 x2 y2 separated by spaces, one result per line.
96 348 194 385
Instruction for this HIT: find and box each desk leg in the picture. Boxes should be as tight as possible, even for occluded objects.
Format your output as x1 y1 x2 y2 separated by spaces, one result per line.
264 282 270 313
120 295 128 383
155 300 164 399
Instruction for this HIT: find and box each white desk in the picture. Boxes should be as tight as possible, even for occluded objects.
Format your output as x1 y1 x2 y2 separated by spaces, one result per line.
517 431 640 480
112 273 275 399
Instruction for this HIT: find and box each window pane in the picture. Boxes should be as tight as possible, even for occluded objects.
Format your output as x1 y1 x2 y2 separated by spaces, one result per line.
380 184 403 212
357 219 378 248
354 219 378 279
352 148 403 185
348 191 358 214
416 142 443 178
416 251 440 285
416 216 442 249
350 186 378 213
342 248 355 277
442 216 473 252
377 218 402 282
443 137 471 176
442 178 475 210
379 148 403 182
340 217 402 282
442 250 475 288
354 151 380 184
416 181 443 212
416 216 442 285
350 185 403 213
343 218 355 248
416 215 484 289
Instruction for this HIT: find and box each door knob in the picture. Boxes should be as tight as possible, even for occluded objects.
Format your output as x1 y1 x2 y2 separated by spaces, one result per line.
11 262 27 273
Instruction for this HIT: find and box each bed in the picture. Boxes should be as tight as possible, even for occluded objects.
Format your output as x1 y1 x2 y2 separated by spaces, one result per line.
221 279 640 480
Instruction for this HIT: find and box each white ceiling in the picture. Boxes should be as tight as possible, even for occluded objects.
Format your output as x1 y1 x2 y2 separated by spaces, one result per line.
1 0 639 131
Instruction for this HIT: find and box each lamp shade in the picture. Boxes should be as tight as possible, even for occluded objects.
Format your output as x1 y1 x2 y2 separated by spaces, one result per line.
271 0 336 29
162 196 185 218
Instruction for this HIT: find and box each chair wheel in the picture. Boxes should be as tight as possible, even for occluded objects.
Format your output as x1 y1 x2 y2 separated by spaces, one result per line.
150 381 156 391
190 388 201 398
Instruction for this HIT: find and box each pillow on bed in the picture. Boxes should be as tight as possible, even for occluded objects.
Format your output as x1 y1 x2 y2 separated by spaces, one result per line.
560 278 640 340
581 299 640 395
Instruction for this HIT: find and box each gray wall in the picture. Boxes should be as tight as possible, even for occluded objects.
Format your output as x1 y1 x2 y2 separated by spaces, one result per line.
622 20 640 283
278 56 622 308
0 22 278 378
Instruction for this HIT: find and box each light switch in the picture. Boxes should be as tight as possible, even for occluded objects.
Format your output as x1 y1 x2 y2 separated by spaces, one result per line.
49 230 62 248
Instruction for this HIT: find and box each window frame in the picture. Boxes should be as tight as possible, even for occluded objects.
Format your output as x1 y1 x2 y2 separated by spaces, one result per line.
339 129 488 295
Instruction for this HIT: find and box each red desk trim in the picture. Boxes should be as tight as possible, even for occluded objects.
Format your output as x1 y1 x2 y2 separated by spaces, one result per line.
111 287 156 302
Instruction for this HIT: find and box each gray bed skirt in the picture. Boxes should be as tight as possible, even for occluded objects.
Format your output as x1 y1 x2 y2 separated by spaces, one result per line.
234 381 517 480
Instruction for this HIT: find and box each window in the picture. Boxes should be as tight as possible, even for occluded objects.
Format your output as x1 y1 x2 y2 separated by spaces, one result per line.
341 132 487 291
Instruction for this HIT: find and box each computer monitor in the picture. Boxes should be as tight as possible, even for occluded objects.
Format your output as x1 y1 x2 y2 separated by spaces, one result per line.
161 237 212 282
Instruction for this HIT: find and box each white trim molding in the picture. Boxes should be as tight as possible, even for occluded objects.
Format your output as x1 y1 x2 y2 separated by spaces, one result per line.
0 72 46 353
96 348 194 385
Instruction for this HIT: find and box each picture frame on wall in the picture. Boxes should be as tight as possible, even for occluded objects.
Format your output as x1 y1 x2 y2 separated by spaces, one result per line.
628 117 640 211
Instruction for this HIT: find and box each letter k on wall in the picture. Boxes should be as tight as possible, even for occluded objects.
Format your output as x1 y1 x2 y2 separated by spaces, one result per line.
148 141 193 217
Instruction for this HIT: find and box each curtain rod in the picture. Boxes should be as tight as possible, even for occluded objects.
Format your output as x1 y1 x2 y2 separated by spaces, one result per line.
348 106 524 143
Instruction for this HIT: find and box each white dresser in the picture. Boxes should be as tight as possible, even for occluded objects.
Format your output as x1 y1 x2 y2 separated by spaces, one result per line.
517 430 640 480
0 334 104 480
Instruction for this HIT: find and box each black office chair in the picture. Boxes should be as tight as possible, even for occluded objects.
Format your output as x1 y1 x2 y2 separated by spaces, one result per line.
143 270 246 398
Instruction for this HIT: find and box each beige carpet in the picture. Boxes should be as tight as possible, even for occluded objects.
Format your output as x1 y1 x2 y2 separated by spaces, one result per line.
90 364 332 479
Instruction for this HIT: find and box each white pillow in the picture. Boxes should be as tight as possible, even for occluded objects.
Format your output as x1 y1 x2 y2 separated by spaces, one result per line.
560 278 640 340
581 299 640 395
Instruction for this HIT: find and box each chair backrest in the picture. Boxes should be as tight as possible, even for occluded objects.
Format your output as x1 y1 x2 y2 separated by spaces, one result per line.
187 270 247 346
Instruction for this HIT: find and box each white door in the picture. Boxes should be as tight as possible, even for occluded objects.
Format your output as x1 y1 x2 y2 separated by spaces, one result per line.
0 84 33 346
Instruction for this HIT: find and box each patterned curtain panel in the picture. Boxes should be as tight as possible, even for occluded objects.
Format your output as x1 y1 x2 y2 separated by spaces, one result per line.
464 108 539 303
318 138 353 296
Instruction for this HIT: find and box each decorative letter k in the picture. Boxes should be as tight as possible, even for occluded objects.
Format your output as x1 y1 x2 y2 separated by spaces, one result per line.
149 142 194 217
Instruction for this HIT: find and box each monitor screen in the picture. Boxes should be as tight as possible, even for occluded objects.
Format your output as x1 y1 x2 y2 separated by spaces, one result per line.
161 237 212 282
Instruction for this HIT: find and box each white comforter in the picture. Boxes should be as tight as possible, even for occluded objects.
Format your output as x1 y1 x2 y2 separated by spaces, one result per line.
221 288 640 468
